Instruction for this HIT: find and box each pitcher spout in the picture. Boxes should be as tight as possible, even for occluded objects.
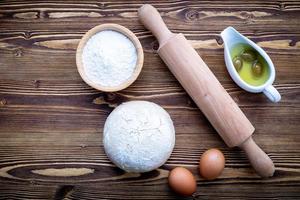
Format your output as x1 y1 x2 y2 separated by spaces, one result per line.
220 27 245 47
220 26 233 41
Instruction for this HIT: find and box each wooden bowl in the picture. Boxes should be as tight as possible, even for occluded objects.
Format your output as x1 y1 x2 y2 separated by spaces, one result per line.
76 24 144 92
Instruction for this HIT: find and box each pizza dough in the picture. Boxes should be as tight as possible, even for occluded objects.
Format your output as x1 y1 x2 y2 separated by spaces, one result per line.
103 101 175 172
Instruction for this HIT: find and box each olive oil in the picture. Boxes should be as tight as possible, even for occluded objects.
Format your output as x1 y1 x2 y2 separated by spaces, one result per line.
230 43 270 86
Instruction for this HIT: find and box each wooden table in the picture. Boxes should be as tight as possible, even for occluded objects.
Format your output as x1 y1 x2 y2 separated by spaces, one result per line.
0 1 299 199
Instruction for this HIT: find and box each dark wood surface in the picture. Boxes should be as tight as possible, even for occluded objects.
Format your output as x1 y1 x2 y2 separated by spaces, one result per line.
0 0 299 199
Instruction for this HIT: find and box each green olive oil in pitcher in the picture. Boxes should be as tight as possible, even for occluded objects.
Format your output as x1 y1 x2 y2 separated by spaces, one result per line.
231 43 270 86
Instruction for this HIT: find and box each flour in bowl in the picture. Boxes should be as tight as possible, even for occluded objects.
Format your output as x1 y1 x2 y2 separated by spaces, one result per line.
82 30 137 87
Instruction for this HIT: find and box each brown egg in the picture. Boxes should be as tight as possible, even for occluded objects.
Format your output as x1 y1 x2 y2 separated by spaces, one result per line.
199 148 225 180
168 167 197 196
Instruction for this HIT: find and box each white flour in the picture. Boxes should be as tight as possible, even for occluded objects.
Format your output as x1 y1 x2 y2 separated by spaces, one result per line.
82 30 137 87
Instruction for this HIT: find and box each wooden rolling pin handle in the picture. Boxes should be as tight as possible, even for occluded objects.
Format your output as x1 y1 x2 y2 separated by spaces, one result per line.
239 137 275 177
138 4 173 46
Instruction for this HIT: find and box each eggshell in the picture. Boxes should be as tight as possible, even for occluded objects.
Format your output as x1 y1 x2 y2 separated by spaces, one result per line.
199 148 225 180
168 167 196 196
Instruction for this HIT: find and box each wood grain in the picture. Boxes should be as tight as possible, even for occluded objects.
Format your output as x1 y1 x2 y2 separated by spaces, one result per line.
0 0 299 199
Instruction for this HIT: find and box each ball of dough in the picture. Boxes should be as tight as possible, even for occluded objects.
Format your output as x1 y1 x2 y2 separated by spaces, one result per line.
103 101 175 172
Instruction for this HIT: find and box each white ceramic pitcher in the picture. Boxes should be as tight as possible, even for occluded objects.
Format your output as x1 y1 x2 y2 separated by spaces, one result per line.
221 27 281 103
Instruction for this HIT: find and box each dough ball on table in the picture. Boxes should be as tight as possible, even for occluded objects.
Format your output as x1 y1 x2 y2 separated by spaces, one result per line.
103 101 175 173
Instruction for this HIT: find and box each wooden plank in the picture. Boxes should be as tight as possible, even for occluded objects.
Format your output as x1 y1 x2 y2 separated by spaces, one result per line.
1 183 300 200
0 37 299 82
0 0 299 31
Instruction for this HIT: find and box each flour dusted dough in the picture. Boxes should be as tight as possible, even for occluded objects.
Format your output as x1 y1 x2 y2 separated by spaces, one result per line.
103 101 175 172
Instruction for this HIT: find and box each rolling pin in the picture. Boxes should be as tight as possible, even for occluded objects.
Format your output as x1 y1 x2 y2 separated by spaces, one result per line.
138 4 275 177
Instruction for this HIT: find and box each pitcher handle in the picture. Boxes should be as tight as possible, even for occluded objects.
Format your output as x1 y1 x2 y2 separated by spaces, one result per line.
263 85 281 103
